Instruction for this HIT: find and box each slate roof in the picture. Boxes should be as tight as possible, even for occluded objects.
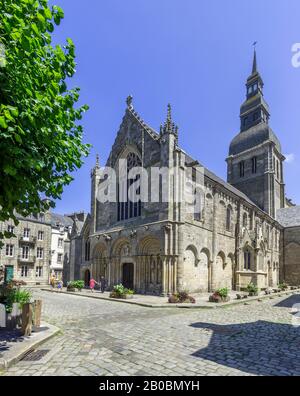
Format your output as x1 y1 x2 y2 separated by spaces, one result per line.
229 123 281 156
50 213 73 228
277 206 300 228
184 152 261 210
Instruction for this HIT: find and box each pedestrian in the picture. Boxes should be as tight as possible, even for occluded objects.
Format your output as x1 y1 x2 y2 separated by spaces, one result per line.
50 274 56 290
57 279 63 292
89 277 97 292
100 275 106 293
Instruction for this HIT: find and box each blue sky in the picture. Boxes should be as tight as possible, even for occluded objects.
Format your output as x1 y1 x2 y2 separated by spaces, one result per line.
50 0 300 214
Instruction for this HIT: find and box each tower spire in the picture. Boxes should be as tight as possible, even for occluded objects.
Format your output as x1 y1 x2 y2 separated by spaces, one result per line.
239 46 269 132
95 153 100 169
252 44 257 74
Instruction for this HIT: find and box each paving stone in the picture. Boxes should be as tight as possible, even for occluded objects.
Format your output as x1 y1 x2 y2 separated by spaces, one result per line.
2 290 300 376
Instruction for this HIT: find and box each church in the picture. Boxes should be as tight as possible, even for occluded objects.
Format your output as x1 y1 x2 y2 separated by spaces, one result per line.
69 51 300 294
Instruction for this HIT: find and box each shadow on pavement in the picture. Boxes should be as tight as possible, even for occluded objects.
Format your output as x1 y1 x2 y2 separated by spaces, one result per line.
273 294 300 308
190 320 300 376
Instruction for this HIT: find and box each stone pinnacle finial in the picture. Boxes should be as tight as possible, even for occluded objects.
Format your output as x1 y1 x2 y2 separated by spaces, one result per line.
167 103 172 121
126 95 133 109
95 153 100 168
161 103 178 137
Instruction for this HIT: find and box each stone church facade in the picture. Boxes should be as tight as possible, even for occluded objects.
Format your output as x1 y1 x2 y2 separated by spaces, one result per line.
71 52 299 294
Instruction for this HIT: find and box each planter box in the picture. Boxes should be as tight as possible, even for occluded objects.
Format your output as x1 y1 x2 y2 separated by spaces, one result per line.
0 303 22 330
248 292 258 296
209 295 230 303
110 294 134 299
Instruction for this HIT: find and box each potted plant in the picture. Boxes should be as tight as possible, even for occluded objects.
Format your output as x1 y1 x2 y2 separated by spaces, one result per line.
109 284 134 299
247 282 259 296
0 281 32 329
209 288 230 303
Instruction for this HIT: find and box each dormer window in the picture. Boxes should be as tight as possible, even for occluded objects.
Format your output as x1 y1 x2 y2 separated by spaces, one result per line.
247 86 253 95
253 83 258 92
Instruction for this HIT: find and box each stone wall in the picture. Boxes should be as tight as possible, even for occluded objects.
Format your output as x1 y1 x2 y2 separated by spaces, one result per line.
283 227 300 285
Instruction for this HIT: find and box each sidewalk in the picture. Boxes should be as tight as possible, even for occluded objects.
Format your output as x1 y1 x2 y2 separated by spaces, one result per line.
0 322 60 371
41 287 300 309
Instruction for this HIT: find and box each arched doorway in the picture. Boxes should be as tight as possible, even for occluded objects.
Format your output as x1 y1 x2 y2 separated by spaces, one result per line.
84 269 91 287
122 263 134 289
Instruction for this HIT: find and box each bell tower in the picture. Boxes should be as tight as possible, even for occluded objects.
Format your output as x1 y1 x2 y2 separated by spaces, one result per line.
227 49 285 218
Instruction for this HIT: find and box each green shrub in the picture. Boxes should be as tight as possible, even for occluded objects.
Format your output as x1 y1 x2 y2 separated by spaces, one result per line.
247 282 259 293
110 284 134 298
12 289 32 308
215 288 229 298
67 280 84 290
278 282 288 291
0 283 32 313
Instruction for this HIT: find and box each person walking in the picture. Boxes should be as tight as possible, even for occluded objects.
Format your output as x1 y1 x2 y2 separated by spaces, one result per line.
57 279 63 292
89 277 97 292
100 275 106 293
50 274 56 290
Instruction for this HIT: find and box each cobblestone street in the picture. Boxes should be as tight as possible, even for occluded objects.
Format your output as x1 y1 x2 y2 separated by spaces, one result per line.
2 290 300 376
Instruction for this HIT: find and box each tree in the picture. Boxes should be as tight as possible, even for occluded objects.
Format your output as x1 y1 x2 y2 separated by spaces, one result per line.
0 0 90 238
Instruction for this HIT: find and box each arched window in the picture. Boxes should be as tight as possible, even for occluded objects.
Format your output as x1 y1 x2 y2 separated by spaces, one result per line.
266 225 270 248
118 152 142 221
85 240 90 261
239 161 245 177
226 206 232 232
243 213 248 228
244 250 251 270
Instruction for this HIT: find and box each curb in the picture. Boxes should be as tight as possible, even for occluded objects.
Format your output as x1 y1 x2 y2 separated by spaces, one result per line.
40 288 300 310
0 322 60 371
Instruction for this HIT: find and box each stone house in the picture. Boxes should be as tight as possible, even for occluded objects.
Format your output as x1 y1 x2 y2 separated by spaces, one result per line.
0 211 52 285
50 213 73 281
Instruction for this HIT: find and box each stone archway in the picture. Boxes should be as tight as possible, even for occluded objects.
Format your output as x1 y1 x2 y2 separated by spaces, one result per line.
214 251 232 290
137 236 162 294
183 245 199 292
110 238 132 287
92 243 108 283
200 248 211 292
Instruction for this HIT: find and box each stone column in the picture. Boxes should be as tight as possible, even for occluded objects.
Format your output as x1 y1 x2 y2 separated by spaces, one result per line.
173 256 177 293
176 225 184 292
160 257 166 296
211 188 219 291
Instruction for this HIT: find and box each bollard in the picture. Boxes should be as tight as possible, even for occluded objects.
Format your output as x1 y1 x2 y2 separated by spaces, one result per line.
21 303 33 336
33 300 42 327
